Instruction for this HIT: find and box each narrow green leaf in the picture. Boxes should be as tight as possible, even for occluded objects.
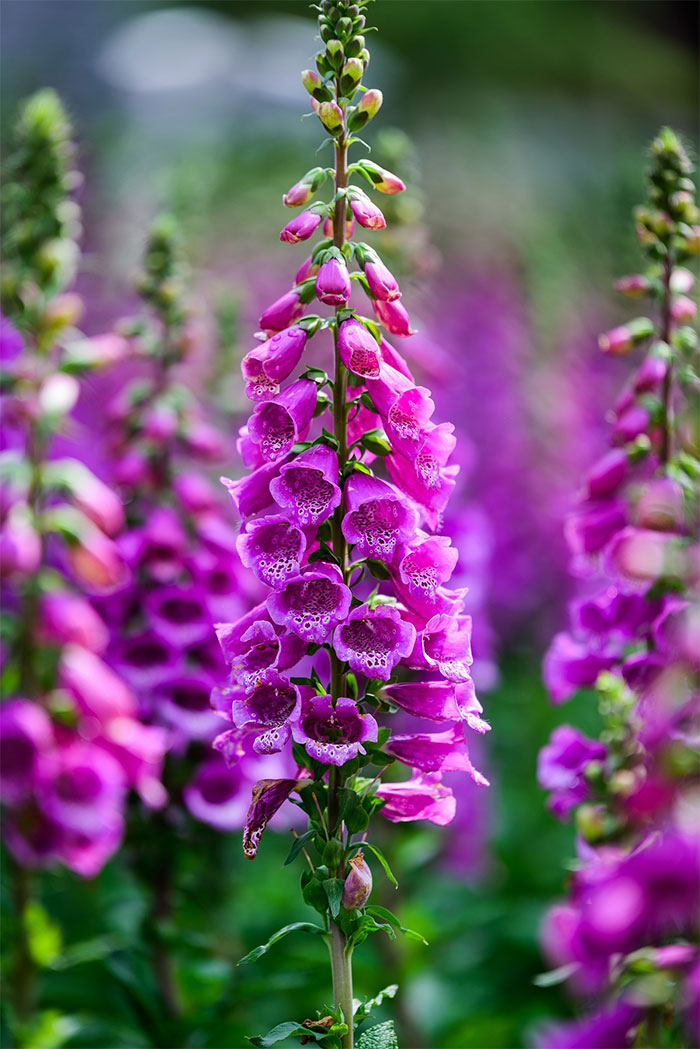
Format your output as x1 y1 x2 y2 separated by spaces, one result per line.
323 878 344 919
366 905 428 945
238 922 323 966
247 1021 308 1047
283 830 316 867
354 984 399 1020
362 844 398 888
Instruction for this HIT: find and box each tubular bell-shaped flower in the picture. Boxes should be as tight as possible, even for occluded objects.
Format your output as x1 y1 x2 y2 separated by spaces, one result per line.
237 514 307 590
268 563 352 644
268 443 341 526
333 603 416 680
291 695 378 765
341 473 419 562
247 379 318 462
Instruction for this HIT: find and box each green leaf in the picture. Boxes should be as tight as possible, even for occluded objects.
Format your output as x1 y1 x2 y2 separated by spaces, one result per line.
366 559 390 581
360 429 391 456
532 962 580 987
362 844 398 888
247 1021 309 1046
238 922 324 966
323 878 344 918
24 901 62 967
366 905 428 945
354 984 399 1020
356 1021 399 1049
283 830 316 867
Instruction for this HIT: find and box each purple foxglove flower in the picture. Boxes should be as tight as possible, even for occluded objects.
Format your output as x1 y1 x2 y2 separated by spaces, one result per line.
39 591 109 653
245 375 280 403
537 725 606 819
232 673 306 754
41 742 127 836
534 1003 641 1049
342 850 373 909
585 449 629 499
98 718 169 809
543 632 619 704
215 609 306 691
145 586 211 647
280 210 323 244
385 724 489 784
348 192 386 230
367 364 435 460
182 418 224 459
66 524 129 594
173 472 220 514
110 632 181 694
267 562 352 644
0 506 41 578
153 673 220 741
382 679 463 721
342 473 419 563
316 254 351 306
333 603 416 681
295 255 318 284
184 749 297 832
291 695 378 765
396 535 459 611
604 527 687 585
221 458 288 522
653 598 699 666
137 507 188 581
636 476 685 531
0 313 24 360
237 514 307 590
55 814 125 879
269 443 341 526
0 699 53 802
634 353 667 392
612 403 650 444
455 679 491 733
364 258 401 302
248 379 317 462
337 318 382 378
375 772 456 826
372 298 415 337
56 459 124 536
379 337 414 379
60 644 136 721
243 771 310 858
386 443 459 530
241 326 308 386
414 613 473 683
564 500 628 558
4 804 64 870
143 403 178 442
259 290 304 333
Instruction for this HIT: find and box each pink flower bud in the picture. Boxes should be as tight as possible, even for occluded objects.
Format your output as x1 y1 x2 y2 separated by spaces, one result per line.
301 69 323 96
634 354 667 392
0 506 41 578
670 267 695 294
280 210 323 244
260 290 304 333
636 477 686 531
282 167 326 208
66 526 129 593
585 449 629 498
598 325 633 355
114 450 150 486
182 419 225 459
349 192 386 230
372 298 415 337
364 258 401 301
357 89 383 120
143 403 179 442
323 215 355 239
613 274 650 298
68 333 130 369
317 101 344 134
295 256 318 284
361 161 406 195
316 255 351 307
672 295 697 322
342 850 372 910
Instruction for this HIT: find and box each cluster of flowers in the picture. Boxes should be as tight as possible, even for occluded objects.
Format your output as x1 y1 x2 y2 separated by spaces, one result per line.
213 11 490 870
0 91 169 876
536 129 699 1049
94 215 293 834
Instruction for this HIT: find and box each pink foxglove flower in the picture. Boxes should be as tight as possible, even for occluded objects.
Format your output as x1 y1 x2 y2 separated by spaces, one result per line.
268 443 341 526
247 379 317 462
316 254 352 306
341 473 419 562
237 515 307 590
267 563 352 644
337 317 382 378
292 695 378 766
333 603 415 680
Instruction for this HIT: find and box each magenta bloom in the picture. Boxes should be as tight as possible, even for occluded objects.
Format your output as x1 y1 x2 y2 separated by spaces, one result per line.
242 326 308 400
316 254 351 306
334 603 415 680
0 699 53 803
372 298 415 337
292 695 378 765
39 591 108 653
267 562 352 644
386 426 459 527
364 258 401 301
565 500 628 558
342 473 419 562
538 725 606 819
59 644 135 721
415 613 473 683
376 771 456 826
269 444 341 527
259 290 304 333
543 632 620 704
248 379 317 462
280 210 323 244
243 771 308 858
222 459 287 522
382 679 464 722
231 673 305 754
348 192 386 230
396 535 458 613
534 1003 641 1049
237 515 307 590
337 318 382 378
145 586 211 646
153 673 220 741
585 449 629 499
385 724 488 784
367 364 435 460
110 632 180 694
41 743 126 836
216 609 305 692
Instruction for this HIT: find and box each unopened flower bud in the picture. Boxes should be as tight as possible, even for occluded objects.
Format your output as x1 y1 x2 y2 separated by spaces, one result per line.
316 253 351 306
322 214 354 239
301 69 332 102
360 161 405 195
683 225 700 253
598 317 654 355
671 295 697 322
345 34 365 58
280 210 323 244
342 850 372 910
326 39 344 69
341 57 363 88
283 168 326 208
318 101 344 135
614 274 650 299
576 804 605 844
670 267 695 294
41 292 84 330
636 477 686 531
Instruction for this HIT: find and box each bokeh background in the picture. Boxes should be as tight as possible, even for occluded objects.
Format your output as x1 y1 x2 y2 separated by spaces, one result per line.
1 2 698 1046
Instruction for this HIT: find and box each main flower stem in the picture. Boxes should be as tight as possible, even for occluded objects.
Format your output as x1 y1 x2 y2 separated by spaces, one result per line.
328 98 354 1049
659 255 674 465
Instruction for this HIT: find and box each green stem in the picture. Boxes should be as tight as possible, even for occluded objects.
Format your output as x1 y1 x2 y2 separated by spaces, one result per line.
659 254 674 465
329 922 354 1049
10 859 36 1030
